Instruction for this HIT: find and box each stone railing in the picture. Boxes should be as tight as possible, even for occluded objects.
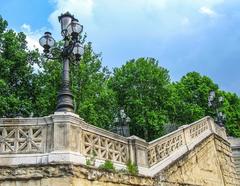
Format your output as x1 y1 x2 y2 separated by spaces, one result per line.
0 117 52 154
148 129 184 167
81 129 129 164
147 117 212 169
0 113 226 176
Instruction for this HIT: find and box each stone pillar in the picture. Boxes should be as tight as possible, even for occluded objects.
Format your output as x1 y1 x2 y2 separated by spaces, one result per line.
208 117 227 140
48 112 84 163
127 136 149 167
52 112 81 152
208 117 217 133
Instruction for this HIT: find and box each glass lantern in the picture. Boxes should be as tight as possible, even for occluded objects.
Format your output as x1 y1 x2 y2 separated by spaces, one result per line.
39 32 55 53
58 12 74 36
72 41 84 60
67 19 83 40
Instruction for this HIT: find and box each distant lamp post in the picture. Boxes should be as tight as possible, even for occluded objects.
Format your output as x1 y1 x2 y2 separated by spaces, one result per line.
208 90 226 127
39 12 84 112
112 109 131 137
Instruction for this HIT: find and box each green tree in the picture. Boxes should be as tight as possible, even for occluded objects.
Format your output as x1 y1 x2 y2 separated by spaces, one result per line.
1 15 239 138
32 59 61 116
168 72 240 137
0 16 37 117
109 58 170 141
71 43 117 129
167 72 218 124
34 42 117 129
219 91 240 137
0 15 116 129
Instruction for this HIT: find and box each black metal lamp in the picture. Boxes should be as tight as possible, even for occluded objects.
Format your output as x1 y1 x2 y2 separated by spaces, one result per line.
39 12 84 113
208 90 226 127
39 32 55 53
58 12 74 36
67 19 83 40
73 41 84 60
112 109 131 137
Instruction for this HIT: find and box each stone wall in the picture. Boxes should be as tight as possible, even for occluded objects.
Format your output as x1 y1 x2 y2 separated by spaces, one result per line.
0 163 205 186
0 163 155 186
0 134 239 186
228 137 240 178
159 134 240 186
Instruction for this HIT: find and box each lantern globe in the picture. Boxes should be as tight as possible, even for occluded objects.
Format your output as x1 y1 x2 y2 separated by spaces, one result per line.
58 12 74 36
73 42 84 59
67 19 83 39
39 32 55 52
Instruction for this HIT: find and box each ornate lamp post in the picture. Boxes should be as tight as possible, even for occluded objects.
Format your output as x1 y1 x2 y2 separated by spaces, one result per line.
39 12 84 112
208 90 226 127
112 109 131 137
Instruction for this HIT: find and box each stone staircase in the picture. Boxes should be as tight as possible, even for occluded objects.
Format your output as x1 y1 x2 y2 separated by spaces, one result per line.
0 113 239 185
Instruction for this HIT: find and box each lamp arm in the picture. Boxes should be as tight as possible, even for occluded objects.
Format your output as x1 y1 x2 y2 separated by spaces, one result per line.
62 40 76 57
42 53 60 60
41 46 62 60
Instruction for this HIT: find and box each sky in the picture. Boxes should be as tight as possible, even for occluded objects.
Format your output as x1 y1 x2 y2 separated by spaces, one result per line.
0 0 240 94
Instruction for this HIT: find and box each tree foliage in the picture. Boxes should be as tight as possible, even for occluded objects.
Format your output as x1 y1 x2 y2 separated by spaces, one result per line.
220 91 240 137
0 15 240 140
0 16 37 117
109 58 170 141
70 43 117 129
167 72 240 137
167 72 218 124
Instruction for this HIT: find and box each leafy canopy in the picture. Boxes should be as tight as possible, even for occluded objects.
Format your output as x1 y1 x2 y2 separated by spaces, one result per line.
0 15 240 139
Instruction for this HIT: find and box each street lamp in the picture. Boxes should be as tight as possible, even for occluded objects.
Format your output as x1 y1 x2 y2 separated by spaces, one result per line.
112 109 131 137
208 90 226 127
39 12 84 112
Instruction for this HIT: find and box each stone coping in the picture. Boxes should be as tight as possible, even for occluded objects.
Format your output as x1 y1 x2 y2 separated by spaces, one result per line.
148 116 210 146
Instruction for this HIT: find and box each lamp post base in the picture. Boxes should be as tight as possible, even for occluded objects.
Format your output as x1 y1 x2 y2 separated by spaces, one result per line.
56 90 74 112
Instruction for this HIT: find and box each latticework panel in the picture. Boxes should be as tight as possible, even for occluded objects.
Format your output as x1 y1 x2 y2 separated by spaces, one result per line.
189 120 209 139
147 133 184 166
83 131 128 164
0 126 44 153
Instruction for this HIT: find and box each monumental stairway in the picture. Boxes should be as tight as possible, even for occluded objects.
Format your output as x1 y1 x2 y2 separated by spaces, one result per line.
0 112 239 186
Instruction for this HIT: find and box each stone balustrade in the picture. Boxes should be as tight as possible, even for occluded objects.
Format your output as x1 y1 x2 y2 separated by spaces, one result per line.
0 116 52 154
0 112 226 177
148 129 184 167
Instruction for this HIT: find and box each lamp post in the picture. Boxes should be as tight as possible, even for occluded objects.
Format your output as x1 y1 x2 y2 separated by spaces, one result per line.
39 12 84 113
208 90 226 127
112 109 131 137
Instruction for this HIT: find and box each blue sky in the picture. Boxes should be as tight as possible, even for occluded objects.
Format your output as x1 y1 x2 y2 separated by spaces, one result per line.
0 0 239 94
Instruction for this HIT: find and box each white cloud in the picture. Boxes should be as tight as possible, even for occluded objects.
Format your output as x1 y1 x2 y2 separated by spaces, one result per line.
20 24 43 51
199 7 218 17
21 24 31 33
47 0 224 36
48 0 94 33
44 0 226 64
42 0 240 95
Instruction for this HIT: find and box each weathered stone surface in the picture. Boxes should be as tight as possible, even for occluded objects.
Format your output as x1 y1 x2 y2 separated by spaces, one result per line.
159 134 240 186
0 134 238 186
0 164 155 186
228 136 240 178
